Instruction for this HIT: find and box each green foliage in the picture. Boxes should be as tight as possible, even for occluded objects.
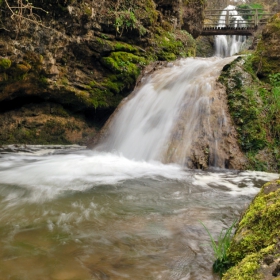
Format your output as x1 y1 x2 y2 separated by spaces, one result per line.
113 10 147 37
237 3 264 21
200 220 236 276
246 151 268 171
269 72 280 87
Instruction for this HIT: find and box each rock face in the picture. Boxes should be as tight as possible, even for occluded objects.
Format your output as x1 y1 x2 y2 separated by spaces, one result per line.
154 0 205 37
161 77 247 170
223 180 280 280
253 13 280 78
0 0 204 145
219 56 280 173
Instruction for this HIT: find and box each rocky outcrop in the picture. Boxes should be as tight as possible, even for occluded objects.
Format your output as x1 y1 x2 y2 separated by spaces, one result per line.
219 56 280 173
223 180 280 280
0 0 205 145
154 0 205 37
253 13 280 78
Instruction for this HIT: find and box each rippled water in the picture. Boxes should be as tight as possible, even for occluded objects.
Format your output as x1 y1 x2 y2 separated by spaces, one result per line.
0 146 278 280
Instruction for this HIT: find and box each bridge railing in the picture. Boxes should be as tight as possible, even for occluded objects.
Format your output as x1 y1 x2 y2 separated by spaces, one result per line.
204 9 274 29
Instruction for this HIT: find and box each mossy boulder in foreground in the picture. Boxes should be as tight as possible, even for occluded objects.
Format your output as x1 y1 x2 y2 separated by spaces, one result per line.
223 180 280 280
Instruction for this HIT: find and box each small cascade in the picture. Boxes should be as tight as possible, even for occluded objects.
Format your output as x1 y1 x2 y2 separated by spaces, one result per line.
97 56 244 169
215 5 247 57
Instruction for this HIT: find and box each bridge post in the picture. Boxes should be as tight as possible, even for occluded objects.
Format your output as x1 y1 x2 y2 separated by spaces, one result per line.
254 9 259 26
226 10 230 27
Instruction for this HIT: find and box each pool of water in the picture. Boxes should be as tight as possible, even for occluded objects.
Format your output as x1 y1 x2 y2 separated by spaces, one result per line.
0 146 278 280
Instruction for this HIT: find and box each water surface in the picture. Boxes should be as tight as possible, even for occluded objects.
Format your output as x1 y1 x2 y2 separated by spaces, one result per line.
0 146 278 280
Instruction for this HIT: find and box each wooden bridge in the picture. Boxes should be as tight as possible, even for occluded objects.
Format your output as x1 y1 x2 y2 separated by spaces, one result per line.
202 9 274 36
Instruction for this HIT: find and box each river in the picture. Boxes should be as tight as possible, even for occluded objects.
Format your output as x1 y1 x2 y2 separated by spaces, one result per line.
0 145 278 279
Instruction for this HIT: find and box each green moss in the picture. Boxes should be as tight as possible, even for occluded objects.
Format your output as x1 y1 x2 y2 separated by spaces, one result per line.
54 106 69 117
88 87 113 109
219 56 280 172
0 58 11 71
252 13 280 78
252 41 280 79
83 7 91 16
101 51 145 75
152 28 196 61
113 42 138 53
223 246 275 280
101 76 124 94
222 181 280 279
226 181 280 264
158 52 176 61
100 51 146 95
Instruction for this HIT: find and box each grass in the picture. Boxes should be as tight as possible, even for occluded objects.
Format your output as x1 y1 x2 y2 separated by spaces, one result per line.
200 220 236 276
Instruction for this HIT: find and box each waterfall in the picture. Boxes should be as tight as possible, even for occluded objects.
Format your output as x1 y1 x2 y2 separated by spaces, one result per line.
215 5 247 57
96 56 241 168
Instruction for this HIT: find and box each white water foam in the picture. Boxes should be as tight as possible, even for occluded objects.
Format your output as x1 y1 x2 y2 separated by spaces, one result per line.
0 151 278 204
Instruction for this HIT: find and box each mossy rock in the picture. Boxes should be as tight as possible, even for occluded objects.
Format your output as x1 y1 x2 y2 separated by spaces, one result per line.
219 56 280 172
0 58 11 71
223 245 275 280
252 13 280 79
152 28 196 60
101 51 145 75
223 180 280 279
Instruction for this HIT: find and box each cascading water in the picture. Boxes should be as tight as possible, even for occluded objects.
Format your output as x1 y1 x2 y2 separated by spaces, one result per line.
215 5 247 57
96 56 243 169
